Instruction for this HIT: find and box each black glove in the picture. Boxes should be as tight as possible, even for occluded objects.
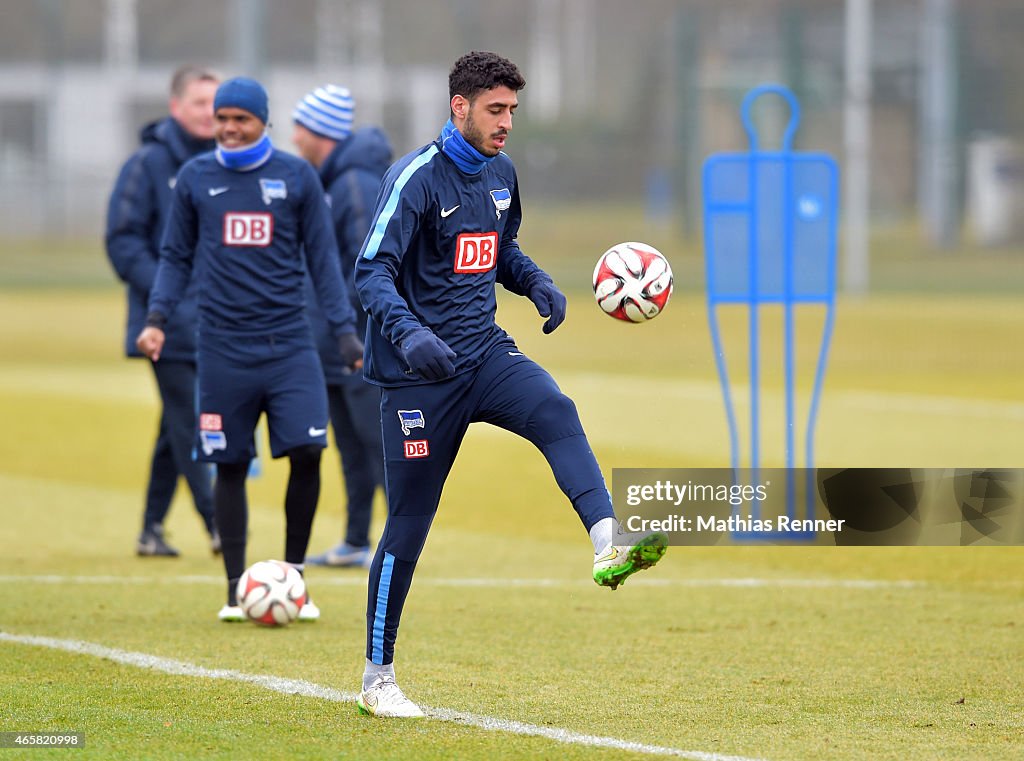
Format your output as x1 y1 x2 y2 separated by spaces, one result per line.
528 280 567 334
399 328 457 381
337 331 364 374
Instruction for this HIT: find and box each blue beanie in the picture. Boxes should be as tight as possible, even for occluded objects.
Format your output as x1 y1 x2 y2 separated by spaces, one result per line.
293 84 354 141
214 77 269 124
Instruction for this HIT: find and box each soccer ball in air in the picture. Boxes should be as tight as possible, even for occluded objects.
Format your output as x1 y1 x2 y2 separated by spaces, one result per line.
592 241 673 322
237 560 307 626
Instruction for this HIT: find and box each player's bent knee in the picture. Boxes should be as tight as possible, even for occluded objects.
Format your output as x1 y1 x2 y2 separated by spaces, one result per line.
527 394 584 444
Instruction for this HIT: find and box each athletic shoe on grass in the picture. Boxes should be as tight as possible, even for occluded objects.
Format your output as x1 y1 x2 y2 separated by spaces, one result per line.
217 604 245 622
357 676 424 718
593 532 668 590
306 542 371 568
136 526 179 557
298 600 320 622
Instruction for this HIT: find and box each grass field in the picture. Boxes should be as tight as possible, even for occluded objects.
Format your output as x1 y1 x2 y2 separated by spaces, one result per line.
1 226 1022 760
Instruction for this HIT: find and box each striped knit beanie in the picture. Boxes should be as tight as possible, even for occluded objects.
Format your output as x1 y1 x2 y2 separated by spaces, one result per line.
292 84 355 141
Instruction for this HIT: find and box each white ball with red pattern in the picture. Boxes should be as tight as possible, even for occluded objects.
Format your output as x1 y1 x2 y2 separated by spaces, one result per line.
592 241 673 322
236 560 307 626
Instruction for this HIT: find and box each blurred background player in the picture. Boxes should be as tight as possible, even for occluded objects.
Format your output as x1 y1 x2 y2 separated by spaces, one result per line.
105 64 221 558
135 77 364 621
352 51 668 718
291 84 393 569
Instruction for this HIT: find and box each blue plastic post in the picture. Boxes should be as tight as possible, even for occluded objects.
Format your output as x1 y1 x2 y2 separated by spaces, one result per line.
702 84 839 540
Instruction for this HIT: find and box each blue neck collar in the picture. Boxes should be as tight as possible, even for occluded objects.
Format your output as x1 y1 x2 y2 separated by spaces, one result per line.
216 132 273 172
439 119 495 175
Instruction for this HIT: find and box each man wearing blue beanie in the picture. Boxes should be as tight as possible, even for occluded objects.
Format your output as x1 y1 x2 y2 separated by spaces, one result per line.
213 76 269 125
137 75 365 623
292 85 394 571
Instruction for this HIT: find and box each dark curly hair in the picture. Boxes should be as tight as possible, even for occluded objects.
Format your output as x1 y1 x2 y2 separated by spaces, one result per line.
448 51 526 104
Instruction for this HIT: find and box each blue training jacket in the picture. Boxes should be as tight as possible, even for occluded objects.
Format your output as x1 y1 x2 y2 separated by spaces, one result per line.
105 117 212 361
149 146 356 343
305 126 393 384
354 136 552 387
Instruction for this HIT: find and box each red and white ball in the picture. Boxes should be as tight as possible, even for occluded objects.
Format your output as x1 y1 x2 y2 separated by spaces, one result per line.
236 560 307 626
592 241 673 322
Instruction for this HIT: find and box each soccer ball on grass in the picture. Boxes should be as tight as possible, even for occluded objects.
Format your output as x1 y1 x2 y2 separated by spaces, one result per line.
237 560 307 626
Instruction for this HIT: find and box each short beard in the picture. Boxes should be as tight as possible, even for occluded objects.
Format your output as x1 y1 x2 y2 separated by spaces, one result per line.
462 112 499 157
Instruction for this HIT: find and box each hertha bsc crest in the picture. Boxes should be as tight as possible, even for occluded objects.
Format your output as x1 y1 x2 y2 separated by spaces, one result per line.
260 178 287 206
398 409 426 436
490 188 511 219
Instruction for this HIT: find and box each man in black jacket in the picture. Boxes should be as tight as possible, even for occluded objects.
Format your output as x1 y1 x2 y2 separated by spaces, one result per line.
105 64 220 557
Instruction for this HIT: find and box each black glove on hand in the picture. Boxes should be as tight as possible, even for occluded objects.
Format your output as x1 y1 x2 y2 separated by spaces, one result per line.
528 280 567 334
399 328 457 381
337 331 364 374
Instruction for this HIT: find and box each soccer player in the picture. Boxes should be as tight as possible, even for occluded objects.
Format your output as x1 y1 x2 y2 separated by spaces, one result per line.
135 77 364 622
353 51 667 718
290 84 393 569
105 64 220 558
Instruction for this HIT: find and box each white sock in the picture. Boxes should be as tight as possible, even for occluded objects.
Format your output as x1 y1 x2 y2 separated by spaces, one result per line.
589 517 616 554
363 659 395 691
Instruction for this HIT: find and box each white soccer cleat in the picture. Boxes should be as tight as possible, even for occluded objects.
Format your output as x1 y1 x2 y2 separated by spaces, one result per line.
218 604 245 622
357 676 424 718
298 600 320 622
593 532 668 590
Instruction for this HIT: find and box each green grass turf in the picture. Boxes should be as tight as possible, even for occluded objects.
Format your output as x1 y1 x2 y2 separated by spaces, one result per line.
3 205 1024 294
0 259 1022 759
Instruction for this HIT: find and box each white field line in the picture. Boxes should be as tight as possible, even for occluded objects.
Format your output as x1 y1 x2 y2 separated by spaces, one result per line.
0 631 766 761
0 574 924 589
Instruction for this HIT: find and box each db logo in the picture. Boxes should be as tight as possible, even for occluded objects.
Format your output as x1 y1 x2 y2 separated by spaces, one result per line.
403 440 430 459
454 232 498 273
199 413 222 431
223 212 273 246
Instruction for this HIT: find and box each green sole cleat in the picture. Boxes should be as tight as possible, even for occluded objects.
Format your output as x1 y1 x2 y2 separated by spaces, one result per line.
593 532 668 590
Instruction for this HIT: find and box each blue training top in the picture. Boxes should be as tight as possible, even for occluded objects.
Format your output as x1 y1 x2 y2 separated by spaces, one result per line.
150 146 355 342
354 135 551 386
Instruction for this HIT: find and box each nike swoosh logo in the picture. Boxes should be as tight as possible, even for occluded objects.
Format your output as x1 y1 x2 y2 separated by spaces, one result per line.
508 352 523 356
208 187 230 196
308 426 327 437
440 205 460 218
